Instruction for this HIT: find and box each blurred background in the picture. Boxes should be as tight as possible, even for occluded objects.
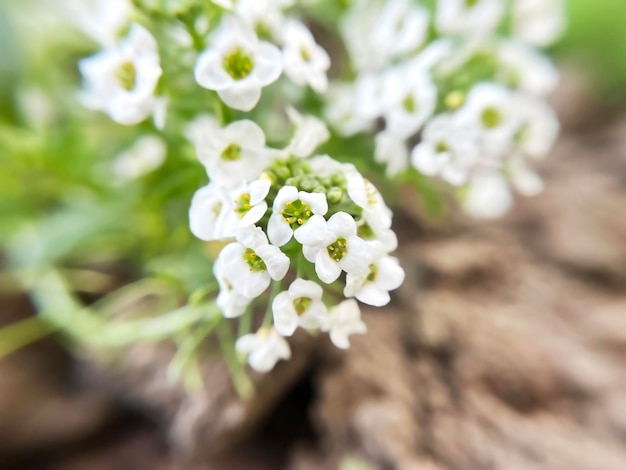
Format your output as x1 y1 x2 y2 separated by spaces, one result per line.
1 0 626 469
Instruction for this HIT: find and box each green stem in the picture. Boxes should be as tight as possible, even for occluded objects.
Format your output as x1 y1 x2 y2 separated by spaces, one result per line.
237 305 253 339
217 319 253 399
262 280 282 328
0 316 57 358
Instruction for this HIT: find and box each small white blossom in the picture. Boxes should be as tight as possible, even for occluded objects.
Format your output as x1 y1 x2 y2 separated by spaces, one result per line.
214 258 253 318
346 171 393 230
341 0 387 72
79 23 162 125
189 182 231 241
283 107 330 158
112 135 166 181
325 83 374 137
344 254 405 307
513 0 566 47
508 158 545 197
66 0 130 47
272 279 328 336
268 186 328 247
221 179 272 236
185 115 221 149
436 0 504 38
236 327 291 372
302 212 370 284
411 114 480 186
497 41 559 96
218 226 290 298
370 0 429 61
236 0 286 42
374 131 409 177
513 96 560 159
194 18 282 111
196 119 268 187
282 20 331 93
463 171 513 219
325 299 367 349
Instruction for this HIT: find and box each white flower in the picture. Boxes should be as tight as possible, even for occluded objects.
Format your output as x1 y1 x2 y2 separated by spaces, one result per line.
272 279 328 336
325 299 367 349
411 114 480 186
508 158 544 197
236 328 291 372
370 0 429 61
196 119 268 187
453 83 521 158
346 171 393 230
66 0 130 47
194 18 282 111
436 0 504 38
282 20 330 93
212 0 235 9
324 83 374 137
344 255 405 307
283 107 330 158
185 115 221 149
341 0 388 72
235 0 286 42
302 212 370 284
189 182 231 241
112 135 166 181
374 131 409 177
382 65 437 138
221 179 271 236
497 40 559 96
463 171 513 219
214 257 253 318
513 96 560 159
268 186 328 247
79 23 162 125
218 226 290 298
513 0 566 47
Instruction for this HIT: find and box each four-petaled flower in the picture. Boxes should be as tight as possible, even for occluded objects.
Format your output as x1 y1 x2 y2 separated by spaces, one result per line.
272 279 328 336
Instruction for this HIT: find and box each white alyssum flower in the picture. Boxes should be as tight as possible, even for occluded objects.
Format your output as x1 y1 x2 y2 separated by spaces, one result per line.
324 83 374 137
411 114 480 186
268 186 328 247
66 0 130 47
189 182 232 241
353 72 389 122
513 96 559 159
214 257 253 318
512 0 566 47
344 254 405 307
508 158 545 197
235 0 286 42
195 119 268 187
325 299 367 349
340 0 388 72
272 279 328 336
382 65 437 138
302 212 370 284
463 171 513 219
218 226 290 298
283 107 330 158
453 83 521 158
185 115 221 149
236 327 291 372
346 170 393 231
220 179 272 237
497 41 559 96
436 0 504 38
194 18 282 111
79 23 162 125
282 20 331 93
112 135 166 181
374 131 409 177
370 0 429 61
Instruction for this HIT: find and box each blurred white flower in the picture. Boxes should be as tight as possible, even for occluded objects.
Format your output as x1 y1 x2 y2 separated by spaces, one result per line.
436 0 504 38
189 182 231 241
66 0 130 47
370 0 429 60
374 131 409 177
196 119 268 187
236 328 291 372
324 83 374 137
325 299 367 349
346 171 393 230
194 18 282 111
411 114 479 186
513 0 566 47
235 0 286 41
302 212 370 284
112 136 166 181
497 40 559 96
214 257 253 318
79 23 162 125
508 158 545 197
272 279 328 336
283 107 330 158
463 171 513 219
514 96 560 159
218 226 290 298
282 20 331 93
341 0 387 72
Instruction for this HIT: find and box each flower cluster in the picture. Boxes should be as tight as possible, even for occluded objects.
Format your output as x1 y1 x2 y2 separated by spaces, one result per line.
328 0 565 218
188 114 404 372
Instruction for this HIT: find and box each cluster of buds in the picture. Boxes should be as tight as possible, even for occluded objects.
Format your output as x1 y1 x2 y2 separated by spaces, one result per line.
188 113 404 372
328 0 565 218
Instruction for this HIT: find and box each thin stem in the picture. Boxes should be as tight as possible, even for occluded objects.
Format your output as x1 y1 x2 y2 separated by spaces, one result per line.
262 280 282 328
217 319 253 399
0 316 57 358
237 305 253 339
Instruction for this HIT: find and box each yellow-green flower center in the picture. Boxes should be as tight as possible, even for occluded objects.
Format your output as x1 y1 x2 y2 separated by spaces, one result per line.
234 193 251 218
293 297 312 315
402 94 416 113
280 200 313 229
221 143 242 161
435 141 449 153
327 237 347 262
366 264 378 282
299 46 311 62
465 0 478 7
243 248 266 272
223 48 254 80
481 107 502 129
115 61 136 91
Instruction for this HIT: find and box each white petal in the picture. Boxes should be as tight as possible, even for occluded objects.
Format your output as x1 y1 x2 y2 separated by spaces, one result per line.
315 250 342 284
268 214 293 247
272 292 298 336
